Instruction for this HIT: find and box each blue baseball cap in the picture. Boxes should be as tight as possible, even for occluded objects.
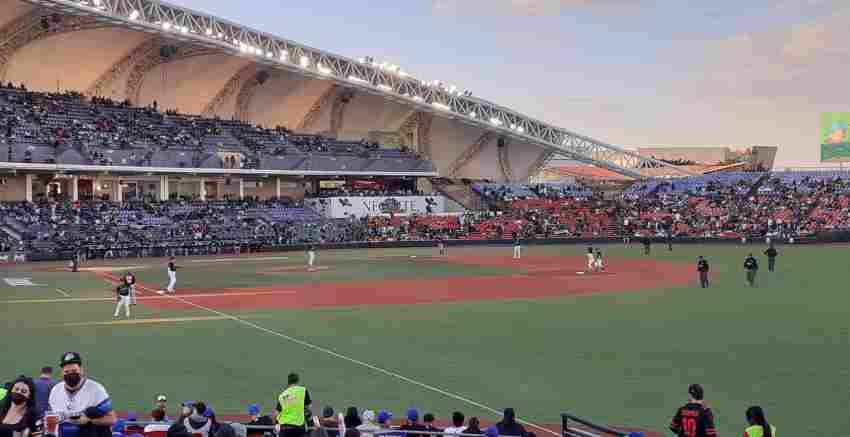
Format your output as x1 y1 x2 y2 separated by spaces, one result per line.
181 401 195 408
126 412 138 422
406 408 419 422
248 404 261 416
203 407 215 418
377 410 393 424
484 427 499 437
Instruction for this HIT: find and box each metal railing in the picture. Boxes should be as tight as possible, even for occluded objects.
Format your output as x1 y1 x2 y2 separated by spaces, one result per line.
119 421 521 437
561 414 631 437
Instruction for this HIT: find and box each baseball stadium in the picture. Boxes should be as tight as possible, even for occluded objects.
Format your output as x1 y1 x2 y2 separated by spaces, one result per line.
0 1 848 437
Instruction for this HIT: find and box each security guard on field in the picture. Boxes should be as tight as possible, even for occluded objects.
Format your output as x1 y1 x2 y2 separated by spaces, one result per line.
275 373 311 437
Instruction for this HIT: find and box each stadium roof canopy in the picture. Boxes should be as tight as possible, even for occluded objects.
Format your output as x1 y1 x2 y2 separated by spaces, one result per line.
4 0 697 180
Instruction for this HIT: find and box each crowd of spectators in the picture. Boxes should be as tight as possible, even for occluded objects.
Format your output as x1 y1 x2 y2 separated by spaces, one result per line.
3 172 850 259
0 84 430 173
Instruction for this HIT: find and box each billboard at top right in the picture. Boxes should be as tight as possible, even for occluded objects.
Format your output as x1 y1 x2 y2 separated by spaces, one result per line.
821 112 850 162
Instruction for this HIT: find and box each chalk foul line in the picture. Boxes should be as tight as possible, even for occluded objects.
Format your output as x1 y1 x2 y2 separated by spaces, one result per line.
158 292 558 436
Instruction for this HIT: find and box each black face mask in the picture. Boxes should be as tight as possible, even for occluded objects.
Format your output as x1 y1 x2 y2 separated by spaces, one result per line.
63 373 82 388
10 393 27 405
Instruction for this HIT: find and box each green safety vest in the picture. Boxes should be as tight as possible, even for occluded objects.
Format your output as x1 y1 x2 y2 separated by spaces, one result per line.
745 425 777 437
277 385 306 426
0 388 6 400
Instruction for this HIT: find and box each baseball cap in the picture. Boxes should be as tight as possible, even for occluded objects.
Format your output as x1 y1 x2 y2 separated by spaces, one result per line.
60 352 82 367
484 427 499 437
203 407 216 418
322 407 335 418
247 404 261 416
127 412 138 422
156 395 167 402
406 408 419 422
377 411 393 424
181 401 195 408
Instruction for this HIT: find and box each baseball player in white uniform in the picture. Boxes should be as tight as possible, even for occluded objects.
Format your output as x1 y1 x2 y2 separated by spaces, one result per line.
512 234 522 259
163 257 177 294
125 272 137 305
594 249 605 272
307 244 316 271
113 282 131 319
586 246 595 271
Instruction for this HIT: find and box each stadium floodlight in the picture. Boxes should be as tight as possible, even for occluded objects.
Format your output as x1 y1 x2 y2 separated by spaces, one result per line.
490 117 503 126
469 111 477 118
162 22 172 30
218 33 224 39
300 55 310 67
128 9 140 20
205 28 213 36
510 123 517 130
377 84 392 91
412 95 423 102
180 26 189 34
432 102 450 111
266 51 274 58
517 126 525 133
280 50 289 60
347 75 367 83
358 57 367 64
318 64 332 75
255 47 263 55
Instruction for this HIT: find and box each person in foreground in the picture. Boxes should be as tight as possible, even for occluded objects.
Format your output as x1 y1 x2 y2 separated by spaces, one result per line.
743 406 775 437
0 375 42 437
669 384 717 437
48 352 117 437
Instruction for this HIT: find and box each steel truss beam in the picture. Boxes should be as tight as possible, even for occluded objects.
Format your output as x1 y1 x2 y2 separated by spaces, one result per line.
497 138 515 182
447 132 493 178
19 0 695 178
201 63 256 117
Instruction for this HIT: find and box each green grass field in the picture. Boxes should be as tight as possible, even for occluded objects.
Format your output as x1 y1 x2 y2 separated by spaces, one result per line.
1 243 848 436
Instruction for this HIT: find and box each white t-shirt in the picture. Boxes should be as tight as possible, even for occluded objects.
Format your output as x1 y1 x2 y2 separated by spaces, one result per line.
444 426 467 434
49 378 111 419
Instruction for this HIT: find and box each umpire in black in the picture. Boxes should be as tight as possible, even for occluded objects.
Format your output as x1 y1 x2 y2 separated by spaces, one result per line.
764 244 778 272
697 256 710 288
744 253 759 287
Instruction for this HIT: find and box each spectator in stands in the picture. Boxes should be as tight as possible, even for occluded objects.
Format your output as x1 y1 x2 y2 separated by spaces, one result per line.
213 423 237 437
33 366 56 415
183 402 219 437
743 406 775 437
356 411 380 437
465 418 483 436
399 409 426 437
423 414 441 434
247 404 274 427
178 402 194 423
319 407 339 437
343 408 361 428
229 423 247 437
669 384 717 437
496 409 526 437
166 423 192 437
443 412 466 434
155 394 168 413
151 409 168 423
375 411 397 436
0 376 42 437
275 373 311 437
49 352 117 437
143 409 171 434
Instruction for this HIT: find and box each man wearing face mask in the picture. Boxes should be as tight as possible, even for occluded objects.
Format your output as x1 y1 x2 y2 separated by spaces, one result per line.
48 352 116 437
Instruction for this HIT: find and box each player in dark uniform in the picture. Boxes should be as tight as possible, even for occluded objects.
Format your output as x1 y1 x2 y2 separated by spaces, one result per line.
744 253 759 287
669 384 718 437
764 244 778 272
113 281 132 319
642 236 651 255
697 256 710 288
512 233 522 259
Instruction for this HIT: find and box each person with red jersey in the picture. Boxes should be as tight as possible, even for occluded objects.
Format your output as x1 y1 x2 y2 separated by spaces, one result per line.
669 384 717 437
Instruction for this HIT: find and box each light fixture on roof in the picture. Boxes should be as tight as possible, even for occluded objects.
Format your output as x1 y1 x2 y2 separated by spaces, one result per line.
218 32 224 39
432 102 450 111
377 84 392 91
280 50 289 60
348 75 367 83
517 126 525 133
161 22 172 30
398 70 409 78
180 26 189 34
128 10 139 20
318 64 332 75
300 55 311 68
469 111 477 118
510 123 517 130
490 117 503 126
412 95 423 102
266 51 274 58
205 28 213 36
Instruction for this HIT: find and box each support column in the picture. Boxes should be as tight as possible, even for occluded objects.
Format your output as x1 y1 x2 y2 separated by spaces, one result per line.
200 178 207 201
25 174 33 202
71 176 79 202
238 178 245 200
160 175 169 201
114 179 123 203
276 177 281 199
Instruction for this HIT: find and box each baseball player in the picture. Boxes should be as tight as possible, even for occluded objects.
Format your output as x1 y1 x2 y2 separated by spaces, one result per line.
114 281 131 319
163 256 178 294
437 236 447 257
594 249 605 272
512 233 522 260
306 244 317 271
586 246 595 271
125 272 137 305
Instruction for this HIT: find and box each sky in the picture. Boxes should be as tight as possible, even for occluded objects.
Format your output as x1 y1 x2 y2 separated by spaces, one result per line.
167 0 850 167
